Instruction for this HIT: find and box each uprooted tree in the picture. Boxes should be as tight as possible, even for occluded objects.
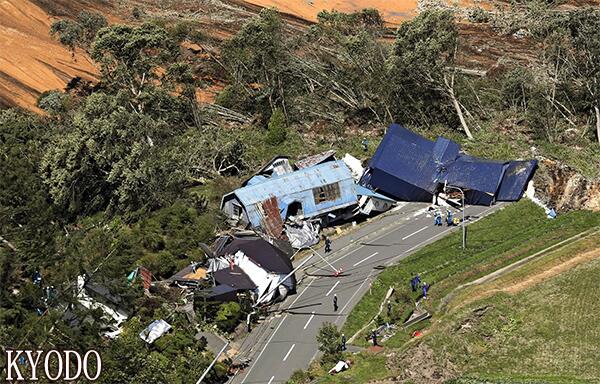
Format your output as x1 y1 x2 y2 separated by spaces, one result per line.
391 10 473 139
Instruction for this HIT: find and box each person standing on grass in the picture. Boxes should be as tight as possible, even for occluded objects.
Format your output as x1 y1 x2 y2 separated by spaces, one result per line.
422 282 430 299
387 300 392 316
333 293 338 312
371 330 378 346
341 333 346 351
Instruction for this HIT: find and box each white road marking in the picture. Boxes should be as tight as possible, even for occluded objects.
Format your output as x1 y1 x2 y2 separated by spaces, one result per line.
335 270 376 324
241 278 315 383
326 218 415 266
268 376 275 384
303 312 316 330
385 205 499 267
282 344 295 362
325 281 340 297
402 226 428 240
353 252 379 267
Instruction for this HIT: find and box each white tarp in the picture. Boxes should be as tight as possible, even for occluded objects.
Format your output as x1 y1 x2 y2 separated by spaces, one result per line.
342 154 364 181
328 360 351 374
139 319 172 344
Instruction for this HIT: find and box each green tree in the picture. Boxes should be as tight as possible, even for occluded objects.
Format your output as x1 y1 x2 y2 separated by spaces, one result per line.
215 301 243 332
221 9 290 117
77 11 108 47
266 108 288 145
91 23 186 112
390 10 472 137
50 19 83 54
565 9 600 144
40 92 183 215
50 11 107 54
316 322 342 364
37 90 71 117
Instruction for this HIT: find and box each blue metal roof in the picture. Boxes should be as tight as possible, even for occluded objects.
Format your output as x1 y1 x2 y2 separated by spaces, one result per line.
232 160 353 206
223 160 358 226
362 124 537 205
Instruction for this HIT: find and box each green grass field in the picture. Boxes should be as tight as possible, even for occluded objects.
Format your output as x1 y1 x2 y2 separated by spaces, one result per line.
428 233 600 383
296 200 600 384
342 200 600 343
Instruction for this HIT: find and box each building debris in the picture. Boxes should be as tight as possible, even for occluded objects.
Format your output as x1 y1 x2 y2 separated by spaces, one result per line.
285 221 320 249
295 150 336 169
75 275 128 339
207 235 297 304
342 153 364 181
169 264 208 288
221 153 395 243
361 124 537 205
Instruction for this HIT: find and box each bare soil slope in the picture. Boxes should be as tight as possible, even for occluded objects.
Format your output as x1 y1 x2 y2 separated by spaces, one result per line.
0 0 100 111
241 0 418 23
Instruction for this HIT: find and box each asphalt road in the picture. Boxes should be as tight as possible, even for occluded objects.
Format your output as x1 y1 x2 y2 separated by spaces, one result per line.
230 202 501 384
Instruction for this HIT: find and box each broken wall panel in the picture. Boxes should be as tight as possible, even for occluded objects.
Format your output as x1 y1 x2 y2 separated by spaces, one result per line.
258 196 288 241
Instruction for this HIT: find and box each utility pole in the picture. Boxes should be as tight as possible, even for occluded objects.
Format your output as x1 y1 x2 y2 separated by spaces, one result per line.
444 183 466 249
253 251 313 307
307 245 341 275
196 341 229 384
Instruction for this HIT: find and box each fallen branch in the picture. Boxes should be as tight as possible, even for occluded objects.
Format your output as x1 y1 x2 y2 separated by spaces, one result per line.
0 235 18 252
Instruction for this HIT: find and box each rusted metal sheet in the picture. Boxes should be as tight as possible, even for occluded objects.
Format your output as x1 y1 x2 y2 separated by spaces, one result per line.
295 150 336 169
258 196 288 241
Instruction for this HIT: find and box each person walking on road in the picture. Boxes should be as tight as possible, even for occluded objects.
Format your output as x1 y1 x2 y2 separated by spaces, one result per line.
325 237 332 253
333 293 339 312
341 333 347 351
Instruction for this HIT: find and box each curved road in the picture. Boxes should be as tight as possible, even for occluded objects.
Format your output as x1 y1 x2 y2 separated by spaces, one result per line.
230 202 501 384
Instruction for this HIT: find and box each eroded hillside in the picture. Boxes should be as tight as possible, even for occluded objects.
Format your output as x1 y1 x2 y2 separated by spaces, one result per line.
0 0 107 110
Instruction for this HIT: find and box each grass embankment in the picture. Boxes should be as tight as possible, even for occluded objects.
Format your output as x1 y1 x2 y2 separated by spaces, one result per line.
343 199 600 346
430 232 600 383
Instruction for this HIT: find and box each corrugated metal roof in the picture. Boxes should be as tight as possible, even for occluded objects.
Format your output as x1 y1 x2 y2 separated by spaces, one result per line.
363 124 537 205
232 160 354 207
295 150 336 169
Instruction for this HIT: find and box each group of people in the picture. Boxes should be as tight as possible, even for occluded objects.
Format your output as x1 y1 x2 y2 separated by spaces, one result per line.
433 208 459 227
410 273 430 300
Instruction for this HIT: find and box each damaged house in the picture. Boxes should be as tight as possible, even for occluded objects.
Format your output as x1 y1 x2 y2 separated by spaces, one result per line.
221 157 394 240
72 275 129 339
207 235 296 304
360 124 538 205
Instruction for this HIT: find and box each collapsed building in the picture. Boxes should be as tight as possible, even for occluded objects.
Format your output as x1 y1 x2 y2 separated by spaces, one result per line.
220 155 394 243
360 124 538 205
207 235 296 303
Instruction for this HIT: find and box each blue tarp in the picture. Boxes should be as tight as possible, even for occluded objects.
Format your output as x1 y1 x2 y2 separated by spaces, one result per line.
362 124 537 205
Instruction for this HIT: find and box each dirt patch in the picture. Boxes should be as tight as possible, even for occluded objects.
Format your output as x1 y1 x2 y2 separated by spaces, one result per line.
534 159 600 212
460 246 600 307
0 0 105 111
374 343 457 384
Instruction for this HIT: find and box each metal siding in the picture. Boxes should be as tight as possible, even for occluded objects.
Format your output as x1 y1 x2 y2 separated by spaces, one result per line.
227 160 357 223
